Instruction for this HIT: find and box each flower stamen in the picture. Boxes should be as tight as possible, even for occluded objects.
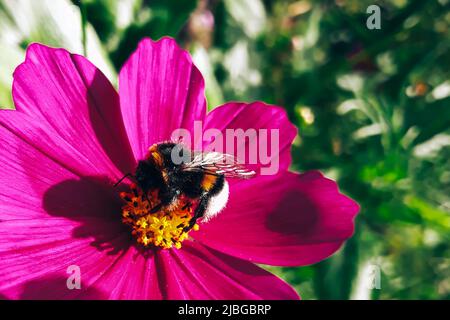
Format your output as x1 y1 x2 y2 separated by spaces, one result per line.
120 184 198 249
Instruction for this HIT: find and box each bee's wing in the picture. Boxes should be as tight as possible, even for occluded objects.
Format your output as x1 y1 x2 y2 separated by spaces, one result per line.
182 152 256 179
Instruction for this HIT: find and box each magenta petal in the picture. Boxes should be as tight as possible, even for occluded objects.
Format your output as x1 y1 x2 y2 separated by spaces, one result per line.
193 171 360 266
0 110 128 219
0 239 164 299
156 242 299 300
0 110 122 182
0 112 142 299
119 37 206 160
84 247 163 300
0 218 128 299
12 43 135 175
0 111 85 220
203 102 297 176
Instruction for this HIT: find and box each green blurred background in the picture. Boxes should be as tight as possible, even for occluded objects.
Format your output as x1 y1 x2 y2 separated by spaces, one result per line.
0 0 449 299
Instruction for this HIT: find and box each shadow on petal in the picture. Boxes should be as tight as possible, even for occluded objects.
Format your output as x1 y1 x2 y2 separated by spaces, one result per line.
0 275 108 300
42 175 131 255
265 190 319 238
21 275 107 300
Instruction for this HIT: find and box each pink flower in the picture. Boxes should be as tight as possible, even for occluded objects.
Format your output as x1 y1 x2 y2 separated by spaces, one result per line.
0 37 359 300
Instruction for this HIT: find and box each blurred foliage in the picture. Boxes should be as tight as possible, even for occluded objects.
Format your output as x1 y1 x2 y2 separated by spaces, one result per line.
0 0 449 299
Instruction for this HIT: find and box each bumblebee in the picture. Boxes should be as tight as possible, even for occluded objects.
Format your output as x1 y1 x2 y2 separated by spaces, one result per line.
117 142 255 231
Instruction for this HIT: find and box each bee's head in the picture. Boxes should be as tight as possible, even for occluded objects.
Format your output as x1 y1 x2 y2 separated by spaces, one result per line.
135 142 189 191
135 159 165 192
156 142 191 168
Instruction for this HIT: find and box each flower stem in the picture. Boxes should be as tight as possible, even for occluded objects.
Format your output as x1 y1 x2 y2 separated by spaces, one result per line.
78 0 88 57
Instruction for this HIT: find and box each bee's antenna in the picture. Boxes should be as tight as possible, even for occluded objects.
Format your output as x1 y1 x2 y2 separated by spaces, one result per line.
113 173 134 188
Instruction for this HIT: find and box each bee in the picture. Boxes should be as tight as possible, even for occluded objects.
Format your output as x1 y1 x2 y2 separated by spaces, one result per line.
116 142 256 231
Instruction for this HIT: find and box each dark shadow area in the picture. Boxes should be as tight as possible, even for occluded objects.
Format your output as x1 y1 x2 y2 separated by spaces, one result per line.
42 175 131 256
265 191 319 239
1 275 107 300
22 275 107 300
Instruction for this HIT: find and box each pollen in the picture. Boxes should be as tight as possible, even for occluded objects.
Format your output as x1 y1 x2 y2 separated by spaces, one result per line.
120 184 198 249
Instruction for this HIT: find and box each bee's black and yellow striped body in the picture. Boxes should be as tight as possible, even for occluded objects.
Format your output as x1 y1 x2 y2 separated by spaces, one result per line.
134 142 231 231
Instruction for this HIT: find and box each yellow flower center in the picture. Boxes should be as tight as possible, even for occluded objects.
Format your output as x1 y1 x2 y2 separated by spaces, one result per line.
120 185 198 249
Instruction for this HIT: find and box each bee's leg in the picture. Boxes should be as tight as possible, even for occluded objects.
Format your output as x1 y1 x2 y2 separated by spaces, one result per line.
113 173 134 188
150 203 163 213
150 190 177 214
181 202 191 210
184 194 209 232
